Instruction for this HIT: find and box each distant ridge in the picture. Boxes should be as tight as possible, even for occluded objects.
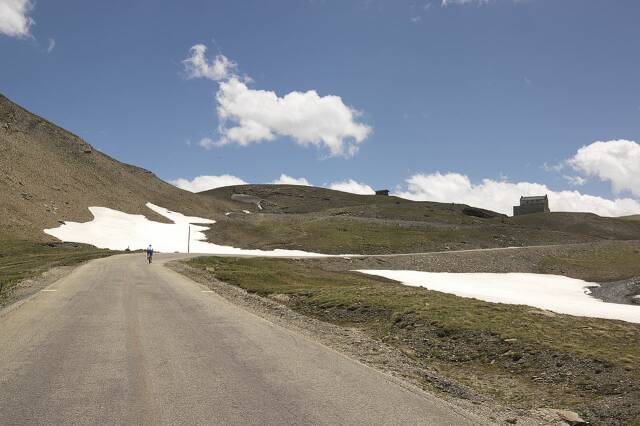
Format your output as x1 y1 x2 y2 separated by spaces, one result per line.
198 184 640 254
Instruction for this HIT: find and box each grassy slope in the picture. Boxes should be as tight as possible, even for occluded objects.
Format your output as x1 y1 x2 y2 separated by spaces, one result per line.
0 236 115 301
317 240 640 283
186 256 640 425
537 242 640 281
202 185 640 255
206 214 600 255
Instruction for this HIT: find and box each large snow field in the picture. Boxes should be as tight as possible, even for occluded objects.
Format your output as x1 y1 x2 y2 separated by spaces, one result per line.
357 270 640 324
44 203 323 257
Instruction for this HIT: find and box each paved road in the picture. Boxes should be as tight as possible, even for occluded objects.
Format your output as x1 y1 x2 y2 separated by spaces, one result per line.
0 254 483 425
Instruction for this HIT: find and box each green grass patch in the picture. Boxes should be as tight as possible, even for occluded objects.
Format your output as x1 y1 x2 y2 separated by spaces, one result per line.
0 237 116 299
206 215 593 255
538 244 640 281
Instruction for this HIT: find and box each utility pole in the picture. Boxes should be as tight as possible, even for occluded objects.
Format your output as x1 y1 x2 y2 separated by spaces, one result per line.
187 226 191 253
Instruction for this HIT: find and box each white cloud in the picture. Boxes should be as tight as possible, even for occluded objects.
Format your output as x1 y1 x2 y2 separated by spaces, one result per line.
271 174 311 186
329 179 375 195
0 0 34 37
170 174 247 193
568 139 640 197
563 175 587 186
542 162 564 172
197 137 215 149
395 172 640 217
46 37 55 53
183 44 237 81
215 78 371 157
183 44 372 157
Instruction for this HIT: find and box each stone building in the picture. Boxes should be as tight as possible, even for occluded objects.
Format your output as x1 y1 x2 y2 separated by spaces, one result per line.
375 189 390 196
513 195 550 216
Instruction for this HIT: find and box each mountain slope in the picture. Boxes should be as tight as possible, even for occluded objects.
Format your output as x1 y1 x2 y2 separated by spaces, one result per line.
0 94 232 241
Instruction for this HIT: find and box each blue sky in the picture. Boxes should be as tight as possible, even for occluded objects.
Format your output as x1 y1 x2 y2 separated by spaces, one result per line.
2 0 639 216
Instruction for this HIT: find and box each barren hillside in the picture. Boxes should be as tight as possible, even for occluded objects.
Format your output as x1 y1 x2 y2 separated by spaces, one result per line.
0 94 233 241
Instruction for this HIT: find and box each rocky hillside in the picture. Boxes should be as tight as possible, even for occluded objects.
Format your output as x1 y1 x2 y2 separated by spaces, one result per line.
0 94 233 241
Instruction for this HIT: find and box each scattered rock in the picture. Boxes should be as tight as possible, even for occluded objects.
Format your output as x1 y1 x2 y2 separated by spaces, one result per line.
527 308 558 317
549 409 587 425
632 295 640 305
462 206 500 219
269 293 291 303
231 193 263 210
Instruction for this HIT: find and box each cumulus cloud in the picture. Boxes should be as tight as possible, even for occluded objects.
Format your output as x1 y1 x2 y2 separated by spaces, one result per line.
182 44 237 81
568 139 640 197
170 174 247 193
0 0 34 37
271 174 311 186
395 172 640 217
329 179 375 195
183 44 372 157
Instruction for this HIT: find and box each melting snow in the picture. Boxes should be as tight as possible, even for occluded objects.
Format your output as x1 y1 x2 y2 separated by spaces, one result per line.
357 270 640 323
44 203 323 257
243 210 251 214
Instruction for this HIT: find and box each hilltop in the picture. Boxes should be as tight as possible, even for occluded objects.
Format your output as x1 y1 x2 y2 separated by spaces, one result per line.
200 184 640 254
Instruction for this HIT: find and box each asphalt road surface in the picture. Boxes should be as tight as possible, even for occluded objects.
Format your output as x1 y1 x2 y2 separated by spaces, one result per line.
0 254 484 425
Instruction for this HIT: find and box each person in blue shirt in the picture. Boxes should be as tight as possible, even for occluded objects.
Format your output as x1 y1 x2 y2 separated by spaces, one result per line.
146 244 154 264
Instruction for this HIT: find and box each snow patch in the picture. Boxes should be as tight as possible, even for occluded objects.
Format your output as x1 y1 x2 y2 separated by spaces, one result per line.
243 210 251 214
44 203 323 257
356 270 640 323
